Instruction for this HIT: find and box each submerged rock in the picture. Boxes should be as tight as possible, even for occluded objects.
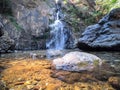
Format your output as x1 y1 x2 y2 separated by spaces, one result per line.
77 8 120 51
46 50 63 58
53 51 102 72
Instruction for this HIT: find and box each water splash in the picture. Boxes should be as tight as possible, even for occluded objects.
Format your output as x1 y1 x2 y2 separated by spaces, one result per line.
47 19 65 50
56 11 60 20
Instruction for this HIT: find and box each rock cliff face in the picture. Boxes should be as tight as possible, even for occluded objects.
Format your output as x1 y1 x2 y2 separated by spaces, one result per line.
77 8 120 51
0 0 55 52
0 0 96 52
0 17 14 53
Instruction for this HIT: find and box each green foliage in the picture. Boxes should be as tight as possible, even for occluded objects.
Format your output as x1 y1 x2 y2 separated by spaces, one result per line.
63 2 83 32
96 0 120 14
77 62 88 67
63 0 120 33
8 16 23 31
84 0 120 24
84 10 103 25
63 0 67 4
93 60 99 66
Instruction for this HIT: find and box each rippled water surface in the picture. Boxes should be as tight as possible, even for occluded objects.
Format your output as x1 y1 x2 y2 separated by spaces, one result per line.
1 50 120 60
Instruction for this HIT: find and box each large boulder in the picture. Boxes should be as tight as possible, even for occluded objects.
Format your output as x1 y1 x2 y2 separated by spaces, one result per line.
77 8 120 51
53 51 102 72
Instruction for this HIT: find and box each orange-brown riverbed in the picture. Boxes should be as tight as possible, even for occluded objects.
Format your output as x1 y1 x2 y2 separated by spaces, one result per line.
0 50 120 90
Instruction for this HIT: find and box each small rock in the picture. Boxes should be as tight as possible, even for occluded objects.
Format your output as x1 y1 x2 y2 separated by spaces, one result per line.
108 77 120 89
46 84 59 90
17 78 25 81
24 81 31 85
32 80 38 85
34 78 41 81
33 86 40 90
14 82 24 86
46 50 63 58
74 86 80 90
9 89 14 90
27 85 34 90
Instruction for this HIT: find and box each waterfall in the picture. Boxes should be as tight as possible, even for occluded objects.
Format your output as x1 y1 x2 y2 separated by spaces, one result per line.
46 0 74 50
47 19 65 50
46 0 64 50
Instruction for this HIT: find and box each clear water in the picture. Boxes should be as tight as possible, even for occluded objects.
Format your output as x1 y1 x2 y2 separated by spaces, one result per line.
1 50 120 61
0 50 120 90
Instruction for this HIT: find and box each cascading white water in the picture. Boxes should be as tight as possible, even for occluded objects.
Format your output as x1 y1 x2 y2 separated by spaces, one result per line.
46 0 66 50
47 19 65 50
55 0 59 4
46 0 74 58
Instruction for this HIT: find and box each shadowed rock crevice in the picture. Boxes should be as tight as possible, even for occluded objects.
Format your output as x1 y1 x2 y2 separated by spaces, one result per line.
0 17 15 53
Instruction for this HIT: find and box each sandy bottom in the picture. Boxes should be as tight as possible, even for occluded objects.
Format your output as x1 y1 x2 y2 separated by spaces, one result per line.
0 58 120 90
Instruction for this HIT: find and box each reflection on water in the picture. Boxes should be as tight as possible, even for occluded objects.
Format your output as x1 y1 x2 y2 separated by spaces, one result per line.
88 51 120 65
0 50 120 61
89 51 120 61
0 50 71 60
0 50 120 69
0 50 46 60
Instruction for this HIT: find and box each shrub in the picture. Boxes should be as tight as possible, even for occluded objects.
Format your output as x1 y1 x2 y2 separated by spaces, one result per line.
95 0 120 14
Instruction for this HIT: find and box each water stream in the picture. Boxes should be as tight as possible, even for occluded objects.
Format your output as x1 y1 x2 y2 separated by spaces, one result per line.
46 0 73 50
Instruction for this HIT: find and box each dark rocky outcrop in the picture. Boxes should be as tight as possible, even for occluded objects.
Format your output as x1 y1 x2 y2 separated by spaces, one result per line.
0 18 14 53
0 0 76 51
77 8 120 51
0 23 4 37
0 0 55 51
